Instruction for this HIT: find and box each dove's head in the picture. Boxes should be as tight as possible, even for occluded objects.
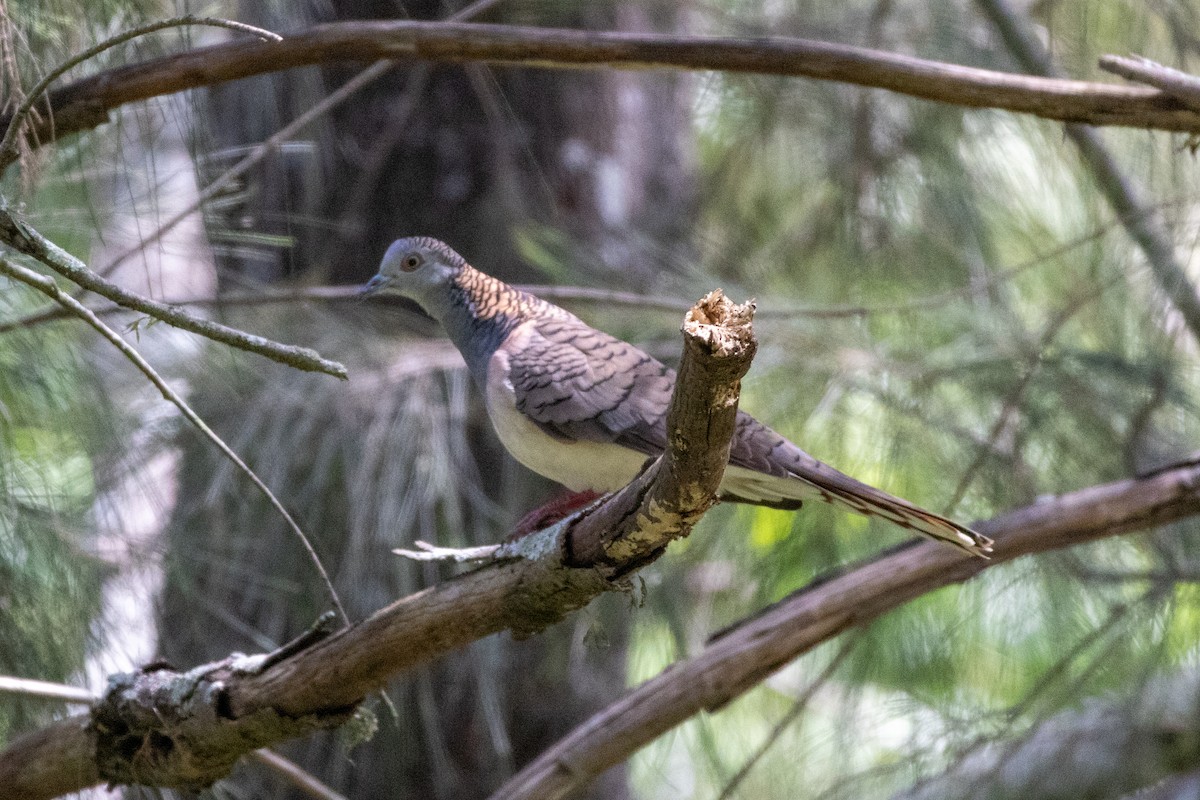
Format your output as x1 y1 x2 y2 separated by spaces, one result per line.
362 236 468 315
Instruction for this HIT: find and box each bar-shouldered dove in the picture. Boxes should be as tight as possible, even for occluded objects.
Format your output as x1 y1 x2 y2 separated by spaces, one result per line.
362 236 992 557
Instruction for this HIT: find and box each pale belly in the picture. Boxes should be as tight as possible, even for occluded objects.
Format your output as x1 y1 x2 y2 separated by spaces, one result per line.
484 349 649 492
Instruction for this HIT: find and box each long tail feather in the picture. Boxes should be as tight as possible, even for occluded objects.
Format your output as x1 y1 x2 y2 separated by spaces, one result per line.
721 464 993 558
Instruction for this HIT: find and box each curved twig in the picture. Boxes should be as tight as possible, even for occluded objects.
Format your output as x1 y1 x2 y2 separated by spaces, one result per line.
5 19 1200 158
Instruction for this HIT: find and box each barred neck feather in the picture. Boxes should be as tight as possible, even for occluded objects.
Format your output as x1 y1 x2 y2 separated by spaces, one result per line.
443 264 573 379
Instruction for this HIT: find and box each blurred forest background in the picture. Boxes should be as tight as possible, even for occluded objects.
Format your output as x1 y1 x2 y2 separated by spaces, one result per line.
2 0 1200 798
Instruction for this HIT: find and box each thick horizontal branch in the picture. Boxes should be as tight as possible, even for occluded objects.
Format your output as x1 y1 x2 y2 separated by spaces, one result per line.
491 458 1200 800
0 290 756 800
13 20 1200 154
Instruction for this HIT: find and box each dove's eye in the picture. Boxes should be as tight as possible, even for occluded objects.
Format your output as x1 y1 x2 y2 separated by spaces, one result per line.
402 254 422 271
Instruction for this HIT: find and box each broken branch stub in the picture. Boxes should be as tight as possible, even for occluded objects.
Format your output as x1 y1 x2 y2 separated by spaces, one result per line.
566 289 757 569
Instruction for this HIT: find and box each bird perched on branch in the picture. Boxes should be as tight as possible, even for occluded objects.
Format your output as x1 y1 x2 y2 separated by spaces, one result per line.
362 237 992 557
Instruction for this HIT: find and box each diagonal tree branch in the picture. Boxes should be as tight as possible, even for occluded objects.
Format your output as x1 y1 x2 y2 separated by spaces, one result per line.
247 750 349 800
488 458 1200 800
0 207 348 378
5 18 1200 161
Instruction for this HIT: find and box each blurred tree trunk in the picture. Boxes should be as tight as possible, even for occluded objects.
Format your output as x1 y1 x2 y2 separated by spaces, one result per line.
155 1 697 798
200 0 695 288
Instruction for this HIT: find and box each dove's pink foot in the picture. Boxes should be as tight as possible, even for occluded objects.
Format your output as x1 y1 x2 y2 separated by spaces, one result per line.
508 490 604 541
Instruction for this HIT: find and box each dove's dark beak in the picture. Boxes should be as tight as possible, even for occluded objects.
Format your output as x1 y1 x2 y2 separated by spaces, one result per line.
360 274 387 297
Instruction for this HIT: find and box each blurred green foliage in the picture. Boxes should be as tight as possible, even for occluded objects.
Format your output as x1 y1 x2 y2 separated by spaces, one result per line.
0 287 106 742
2 0 1200 797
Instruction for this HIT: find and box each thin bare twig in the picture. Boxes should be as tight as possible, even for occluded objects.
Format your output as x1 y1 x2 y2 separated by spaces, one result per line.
0 257 348 624
716 636 860 800
0 207 347 378
95 59 395 279
448 0 509 21
249 749 348 800
1100 54 1200 113
0 676 96 705
0 15 280 175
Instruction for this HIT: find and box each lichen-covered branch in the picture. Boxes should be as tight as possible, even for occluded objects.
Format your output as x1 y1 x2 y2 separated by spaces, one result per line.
0 207 348 378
